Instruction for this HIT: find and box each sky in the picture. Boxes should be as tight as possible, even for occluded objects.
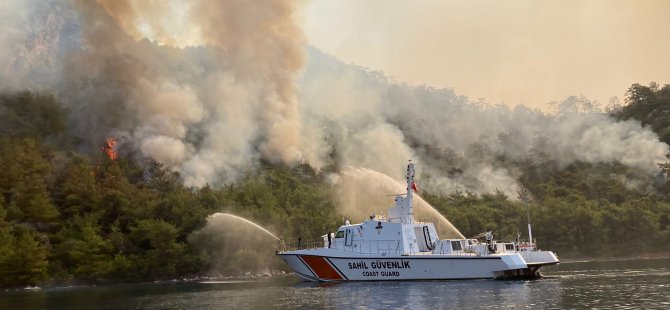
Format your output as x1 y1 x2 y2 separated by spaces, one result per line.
304 0 670 110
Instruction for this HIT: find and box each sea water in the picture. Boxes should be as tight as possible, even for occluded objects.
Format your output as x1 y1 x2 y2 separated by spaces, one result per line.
1 258 668 309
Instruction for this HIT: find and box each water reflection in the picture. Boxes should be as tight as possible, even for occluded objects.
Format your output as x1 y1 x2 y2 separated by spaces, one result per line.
283 279 561 309
1 258 668 310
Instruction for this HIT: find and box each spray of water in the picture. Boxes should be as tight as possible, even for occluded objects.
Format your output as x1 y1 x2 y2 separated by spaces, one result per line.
413 194 466 239
332 166 465 239
207 213 281 241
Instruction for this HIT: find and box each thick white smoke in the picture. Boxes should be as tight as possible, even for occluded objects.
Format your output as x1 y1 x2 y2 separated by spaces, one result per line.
298 48 669 195
1 1 668 198
0 1 71 91
1 0 306 186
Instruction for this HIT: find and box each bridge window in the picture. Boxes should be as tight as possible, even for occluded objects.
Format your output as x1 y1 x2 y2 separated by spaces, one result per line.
451 240 462 251
335 230 344 238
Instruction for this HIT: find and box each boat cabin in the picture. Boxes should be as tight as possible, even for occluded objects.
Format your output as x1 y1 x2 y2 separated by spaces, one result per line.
325 218 439 256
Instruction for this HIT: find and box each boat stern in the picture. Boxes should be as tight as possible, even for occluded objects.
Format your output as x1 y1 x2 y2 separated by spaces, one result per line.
499 253 528 270
497 250 560 279
522 250 560 266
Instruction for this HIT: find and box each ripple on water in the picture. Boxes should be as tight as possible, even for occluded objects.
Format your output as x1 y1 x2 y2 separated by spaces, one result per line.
1 258 669 309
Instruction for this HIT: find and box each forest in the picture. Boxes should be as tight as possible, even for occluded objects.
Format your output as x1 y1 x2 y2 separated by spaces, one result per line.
1 83 669 288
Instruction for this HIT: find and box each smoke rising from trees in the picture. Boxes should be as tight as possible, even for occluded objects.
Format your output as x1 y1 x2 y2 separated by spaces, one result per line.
1 0 668 197
300 49 669 195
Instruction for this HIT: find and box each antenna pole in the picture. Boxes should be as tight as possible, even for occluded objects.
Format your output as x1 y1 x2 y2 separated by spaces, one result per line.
404 160 415 224
524 190 533 249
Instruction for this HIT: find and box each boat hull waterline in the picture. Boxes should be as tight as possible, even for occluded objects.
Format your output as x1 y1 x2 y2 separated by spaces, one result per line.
279 252 557 281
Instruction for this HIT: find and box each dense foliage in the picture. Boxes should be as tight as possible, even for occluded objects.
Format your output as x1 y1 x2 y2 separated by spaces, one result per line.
617 82 670 145
0 92 342 287
0 85 669 287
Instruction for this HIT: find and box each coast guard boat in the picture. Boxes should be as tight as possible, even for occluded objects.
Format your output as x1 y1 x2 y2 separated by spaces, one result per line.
277 162 559 281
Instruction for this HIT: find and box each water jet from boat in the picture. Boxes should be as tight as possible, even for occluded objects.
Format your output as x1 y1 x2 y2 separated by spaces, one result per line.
333 166 465 239
207 213 280 241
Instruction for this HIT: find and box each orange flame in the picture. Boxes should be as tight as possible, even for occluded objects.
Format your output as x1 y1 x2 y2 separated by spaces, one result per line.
102 137 118 161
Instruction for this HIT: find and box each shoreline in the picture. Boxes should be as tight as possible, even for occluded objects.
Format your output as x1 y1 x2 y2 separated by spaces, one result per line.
2 270 294 292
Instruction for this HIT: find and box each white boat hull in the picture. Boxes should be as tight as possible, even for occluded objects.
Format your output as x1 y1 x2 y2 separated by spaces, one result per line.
278 252 539 281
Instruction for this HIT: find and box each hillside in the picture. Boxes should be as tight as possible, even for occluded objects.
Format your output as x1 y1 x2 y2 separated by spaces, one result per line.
1 85 670 287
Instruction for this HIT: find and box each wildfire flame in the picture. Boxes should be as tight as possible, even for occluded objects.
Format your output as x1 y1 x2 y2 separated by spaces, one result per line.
102 137 118 161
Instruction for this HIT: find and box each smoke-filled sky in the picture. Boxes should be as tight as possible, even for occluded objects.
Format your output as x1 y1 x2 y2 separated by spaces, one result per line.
1 0 668 200
305 0 670 109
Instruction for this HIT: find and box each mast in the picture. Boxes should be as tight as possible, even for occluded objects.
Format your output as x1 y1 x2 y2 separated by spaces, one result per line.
403 160 415 224
523 190 533 249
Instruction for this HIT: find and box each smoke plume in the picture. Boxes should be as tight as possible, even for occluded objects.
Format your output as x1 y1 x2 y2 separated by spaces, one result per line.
298 48 669 195
2 0 305 186
1 0 668 199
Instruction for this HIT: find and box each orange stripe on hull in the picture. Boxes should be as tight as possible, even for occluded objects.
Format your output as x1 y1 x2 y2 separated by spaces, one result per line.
300 256 343 280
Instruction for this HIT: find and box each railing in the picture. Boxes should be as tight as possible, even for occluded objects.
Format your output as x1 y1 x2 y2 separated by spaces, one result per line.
278 240 324 252
278 238 539 256
278 239 403 255
435 248 479 256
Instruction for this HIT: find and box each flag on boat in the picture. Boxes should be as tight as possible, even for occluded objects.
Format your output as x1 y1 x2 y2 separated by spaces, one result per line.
411 181 418 192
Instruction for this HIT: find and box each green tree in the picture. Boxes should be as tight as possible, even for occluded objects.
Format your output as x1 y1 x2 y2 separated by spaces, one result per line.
0 137 58 226
0 228 50 287
55 156 100 217
51 214 114 281
0 91 66 141
13 176 59 226
130 219 185 279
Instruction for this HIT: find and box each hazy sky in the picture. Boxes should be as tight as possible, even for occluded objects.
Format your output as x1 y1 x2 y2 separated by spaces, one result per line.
305 0 670 110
